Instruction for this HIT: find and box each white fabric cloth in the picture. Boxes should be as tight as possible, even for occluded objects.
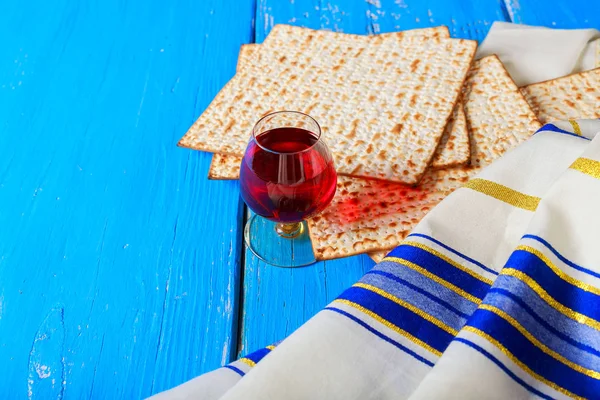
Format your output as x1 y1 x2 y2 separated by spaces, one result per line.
152 23 600 400
477 21 600 86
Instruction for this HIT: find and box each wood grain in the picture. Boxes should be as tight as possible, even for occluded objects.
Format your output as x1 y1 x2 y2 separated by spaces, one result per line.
363 0 510 41
0 0 252 397
505 0 600 28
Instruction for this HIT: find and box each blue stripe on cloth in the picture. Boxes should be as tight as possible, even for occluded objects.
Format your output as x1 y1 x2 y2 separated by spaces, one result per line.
407 233 498 276
387 244 491 300
454 338 554 400
366 270 471 319
467 308 600 398
522 234 600 280
375 261 480 318
324 306 435 367
488 287 600 359
484 288 600 371
243 346 272 364
506 249 600 321
224 365 245 377
337 286 455 353
536 123 591 140
493 275 600 354
361 271 468 331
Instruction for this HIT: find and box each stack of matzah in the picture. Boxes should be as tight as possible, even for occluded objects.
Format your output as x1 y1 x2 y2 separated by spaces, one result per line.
179 25 595 262
181 25 476 184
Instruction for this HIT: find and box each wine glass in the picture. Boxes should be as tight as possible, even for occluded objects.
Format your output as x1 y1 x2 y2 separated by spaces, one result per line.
239 111 337 267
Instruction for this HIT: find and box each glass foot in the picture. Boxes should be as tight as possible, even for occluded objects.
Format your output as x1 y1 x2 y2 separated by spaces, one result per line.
244 215 317 268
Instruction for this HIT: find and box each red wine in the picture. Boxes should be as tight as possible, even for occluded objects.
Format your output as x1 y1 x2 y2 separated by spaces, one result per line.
240 127 337 223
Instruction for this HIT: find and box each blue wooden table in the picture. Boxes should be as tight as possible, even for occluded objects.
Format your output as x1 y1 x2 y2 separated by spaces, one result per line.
0 0 598 397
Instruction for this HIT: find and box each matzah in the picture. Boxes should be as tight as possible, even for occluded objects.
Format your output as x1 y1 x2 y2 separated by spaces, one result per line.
209 44 257 180
182 24 477 184
235 43 259 71
431 103 470 169
463 56 542 167
520 68 600 123
369 248 387 264
207 106 471 180
208 30 471 179
208 153 240 180
310 168 474 260
307 55 541 261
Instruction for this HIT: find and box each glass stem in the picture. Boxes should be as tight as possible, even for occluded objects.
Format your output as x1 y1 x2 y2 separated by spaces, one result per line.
275 222 303 239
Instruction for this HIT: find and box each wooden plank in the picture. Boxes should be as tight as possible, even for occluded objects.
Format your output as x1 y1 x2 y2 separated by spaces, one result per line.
240 0 511 357
505 0 600 28
365 0 510 40
0 0 254 397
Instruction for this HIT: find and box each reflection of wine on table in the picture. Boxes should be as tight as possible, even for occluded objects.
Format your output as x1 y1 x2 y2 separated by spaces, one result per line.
240 127 337 223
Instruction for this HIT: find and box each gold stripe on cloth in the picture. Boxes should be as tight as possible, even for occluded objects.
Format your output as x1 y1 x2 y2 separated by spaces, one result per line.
517 245 600 296
463 326 581 399
501 268 600 331
403 241 493 285
570 157 600 180
354 283 459 335
383 256 482 304
334 299 442 356
480 304 600 380
464 179 540 211
568 120 583 136
238 358 256 368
